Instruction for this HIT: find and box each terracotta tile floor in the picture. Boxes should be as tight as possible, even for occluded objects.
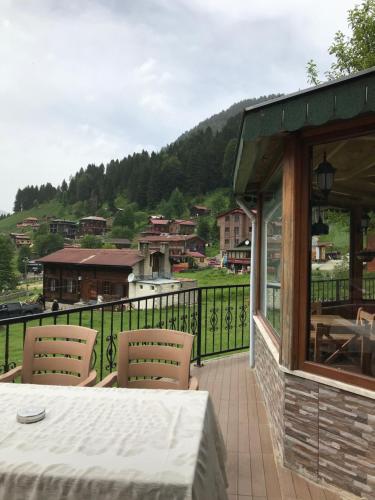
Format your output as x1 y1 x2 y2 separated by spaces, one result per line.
191 353 349 500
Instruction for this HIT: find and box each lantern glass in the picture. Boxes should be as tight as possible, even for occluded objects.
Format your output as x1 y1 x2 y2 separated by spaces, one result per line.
315 153 336 197
361 213 370 233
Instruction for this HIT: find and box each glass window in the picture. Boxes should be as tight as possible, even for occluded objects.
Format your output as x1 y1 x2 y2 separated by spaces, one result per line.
49 278 58 292
103 281 112 294
260 169 282 335
307 135 375 380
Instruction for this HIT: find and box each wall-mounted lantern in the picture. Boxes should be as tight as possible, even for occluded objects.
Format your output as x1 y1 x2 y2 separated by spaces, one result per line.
361 212 370 234
315 152 336 198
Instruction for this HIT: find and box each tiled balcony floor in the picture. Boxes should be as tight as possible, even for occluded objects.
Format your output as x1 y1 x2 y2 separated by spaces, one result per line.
191 353 346 500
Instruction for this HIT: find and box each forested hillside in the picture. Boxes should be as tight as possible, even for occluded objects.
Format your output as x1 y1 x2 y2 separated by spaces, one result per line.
177 94 280 140
13 94 279 215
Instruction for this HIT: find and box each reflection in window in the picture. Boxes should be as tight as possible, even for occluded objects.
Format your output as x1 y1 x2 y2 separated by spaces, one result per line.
261 170 282 335
308 136 375 379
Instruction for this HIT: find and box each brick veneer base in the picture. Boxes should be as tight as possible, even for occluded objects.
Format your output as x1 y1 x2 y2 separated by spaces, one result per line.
255 326 375 499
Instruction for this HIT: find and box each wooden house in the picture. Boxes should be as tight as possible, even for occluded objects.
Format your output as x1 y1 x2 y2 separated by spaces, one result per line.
9 233 32 247
49 219 77 239
37 244 171 303
190 205 211 217
138 234 206 265
79 216 107 236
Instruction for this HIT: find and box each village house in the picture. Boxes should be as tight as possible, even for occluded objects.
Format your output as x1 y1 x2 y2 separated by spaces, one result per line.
79 216 107 236
16 216 40 229
190 204 211 217
216 207 251 255
168 219 196 235
49 219 77 239
37 243 170 303
9 233 32 247
143 217 170 235
37 242 196 307
311 237 333 262
224 239 251 271
105 238 131 249
138 234 206 266
141 217 197 236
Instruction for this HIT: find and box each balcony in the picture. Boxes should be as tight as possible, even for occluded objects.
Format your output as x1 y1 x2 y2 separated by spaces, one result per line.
0 285 357 498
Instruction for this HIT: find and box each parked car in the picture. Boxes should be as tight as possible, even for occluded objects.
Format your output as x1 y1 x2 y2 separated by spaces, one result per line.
0 301 43 319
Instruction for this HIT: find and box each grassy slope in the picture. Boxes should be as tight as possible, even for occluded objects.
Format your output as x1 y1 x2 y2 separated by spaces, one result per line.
0 200 75 234
174 268 249 286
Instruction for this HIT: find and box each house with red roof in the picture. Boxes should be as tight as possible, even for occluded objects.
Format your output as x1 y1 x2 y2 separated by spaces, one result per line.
37 244 171 303
138 234 206 265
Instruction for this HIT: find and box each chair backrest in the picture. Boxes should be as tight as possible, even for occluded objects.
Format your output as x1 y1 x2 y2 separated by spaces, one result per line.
117 329 195 390
356 307 375 331
311 301 322 315
22 325 97 385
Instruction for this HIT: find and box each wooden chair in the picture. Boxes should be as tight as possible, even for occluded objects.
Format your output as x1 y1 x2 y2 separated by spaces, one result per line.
311 301 322 315
97 329 199 390
356 307 375 376
0 325 98 386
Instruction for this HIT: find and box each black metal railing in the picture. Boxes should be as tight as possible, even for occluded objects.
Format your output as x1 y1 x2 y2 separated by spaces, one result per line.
0 285 250 381
311 277 375 302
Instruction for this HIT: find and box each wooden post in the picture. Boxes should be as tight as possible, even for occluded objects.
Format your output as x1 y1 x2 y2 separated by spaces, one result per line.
349 208 363 304
280 136 309 369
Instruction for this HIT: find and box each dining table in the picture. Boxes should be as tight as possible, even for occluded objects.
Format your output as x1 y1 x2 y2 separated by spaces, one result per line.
0 383 228 500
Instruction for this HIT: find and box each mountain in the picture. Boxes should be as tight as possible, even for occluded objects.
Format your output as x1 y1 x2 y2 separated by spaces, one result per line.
177 94 281 140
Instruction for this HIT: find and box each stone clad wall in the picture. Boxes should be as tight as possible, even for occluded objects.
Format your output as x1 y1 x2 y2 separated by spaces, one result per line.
255 325 375 499
254 327 284 458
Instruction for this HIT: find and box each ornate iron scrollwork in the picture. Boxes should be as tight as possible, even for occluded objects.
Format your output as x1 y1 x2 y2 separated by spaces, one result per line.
209 307 218 333
239 305 248 328
0 361 16 374
225 306 233 332
190 311 198 335
180 314 188 331
168 316 177 330
105 333 118 371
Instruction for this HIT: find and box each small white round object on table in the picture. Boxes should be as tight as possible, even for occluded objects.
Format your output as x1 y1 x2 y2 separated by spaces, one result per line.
17 407 46 424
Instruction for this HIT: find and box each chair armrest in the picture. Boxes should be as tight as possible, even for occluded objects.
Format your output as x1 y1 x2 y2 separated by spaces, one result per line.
0 365 23 383
78 370 97 387
96 372 118 388
189 376 199 390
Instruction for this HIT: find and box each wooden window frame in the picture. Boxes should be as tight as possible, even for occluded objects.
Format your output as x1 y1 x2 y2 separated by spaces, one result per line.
294 115 375 390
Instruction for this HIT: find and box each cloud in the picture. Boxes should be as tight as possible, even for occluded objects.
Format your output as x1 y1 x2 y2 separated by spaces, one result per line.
0 0 358 211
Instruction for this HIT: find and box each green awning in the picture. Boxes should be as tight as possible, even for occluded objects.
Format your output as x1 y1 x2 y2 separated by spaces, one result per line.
234 67 375 196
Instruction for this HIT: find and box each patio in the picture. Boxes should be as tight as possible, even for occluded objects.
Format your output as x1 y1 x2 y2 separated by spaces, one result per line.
192 354 346 500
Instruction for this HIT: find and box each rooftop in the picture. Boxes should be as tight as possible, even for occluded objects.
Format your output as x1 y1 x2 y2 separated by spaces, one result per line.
37 248 144 267
234 67 375 197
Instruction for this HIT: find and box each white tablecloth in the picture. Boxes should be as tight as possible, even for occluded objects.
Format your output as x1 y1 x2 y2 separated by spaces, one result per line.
0 384 227 500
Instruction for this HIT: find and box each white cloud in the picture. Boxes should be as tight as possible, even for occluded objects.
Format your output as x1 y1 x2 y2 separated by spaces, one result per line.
0 0 359 211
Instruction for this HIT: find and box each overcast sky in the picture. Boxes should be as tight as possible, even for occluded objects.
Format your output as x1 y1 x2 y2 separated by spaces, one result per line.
0 0 358 212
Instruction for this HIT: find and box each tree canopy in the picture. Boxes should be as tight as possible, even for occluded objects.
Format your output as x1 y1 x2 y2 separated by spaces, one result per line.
0 236 16 290
307 0 375 85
